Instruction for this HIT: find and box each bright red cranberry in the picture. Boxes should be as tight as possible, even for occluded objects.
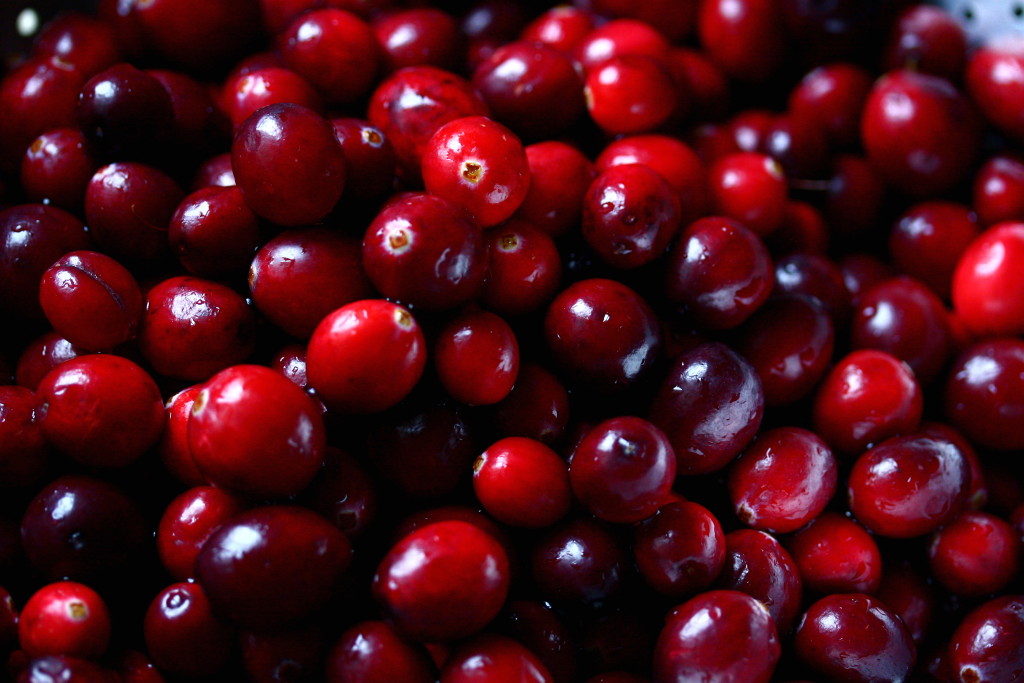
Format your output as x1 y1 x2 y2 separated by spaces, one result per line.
953 222 1024 338
919 421 987 511
786 512 883 595
569 417 676 524
16 655 120 682
929 511 1021 597
582 163 680 269
794 594 916 682
139 276 256 382
0 386 49 488
302 447 377 539
271 342 309 389
473 436 570 528
974 154 1024 226
362 193 487 310
435 309 519 406
889 201 980 300
715 529 802 635
307 300 426 414
36 355 163 468
513 140 595 238
143 582 233 678
76 62 172 158
326 620 437 683
373 7 461 74
883 5 967 80
480 221 562 316
220 67 323 130
531 517 625 605
20 128 98 210
544 278 662 392
493 363 570 446
759 113 829 180
698 0 786 82
330 118 397 205
192 152 236 190
133 0 260 72
788 64 873 148
948 595 1024 683
157 386 205 487
20 475 148 583
197 505 351 630
584 55 677 136
655 590 780 683
32 12 120 78
574 18 670 71
520 5 595 54
156 485 247 582
707 152 787 237
944 338 1024 451
84 161 183 263
967 39 1024 142
367 66 489 177
442 634 553 683
669 47 729 122
250 227 373 339
168 186 261 280
373 520 509 642
649 342 763 475
876 563 936 646
0 204 91 320
633 501 725 597
38 250 142 352
231 102 345 226
18 582 110 660
812 349 923 457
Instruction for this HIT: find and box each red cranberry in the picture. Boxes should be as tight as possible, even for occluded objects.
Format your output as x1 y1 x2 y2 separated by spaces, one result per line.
889 201 980 300
530 517 625 605
786 512 883 595
948 595 1024 683
520 6 595 54
373 8 461 74
306 300 426 414
929 511 1021 597
588 0 696 42
442 634 553 683
773 251 851 326
326 620 437 683
220 67 323 130
143 582 233 678
514 140 595 238
133 0 260 72
499 600 576 683
197 505 351 630
157 386 205 487
330 118 397 205
697 0 786 82
16 655 119 683
574 18 670 71
13 332 85 393
76 62 172 158
654 590 780 683
876 563 936 646
473 436 570 528
435 309 519 406
18 582 110 660
715 529 803 636
169 186 262 280
633 501 725 597
944 338 1024 451
584 55 677 136
883 5 967 80
967 40 1024 142
373 520 509 642
974 154 1024 226
302 447 378 539
767 201 829 256
480 221 562 316
192 152 236 190
840 252 896 307
822 154 887 240
789 63 873 149
20 128 98 210
240 623 326 683
493 362 570 445
156 485 247 582
148 69 227 158
0 386 49 488
707 152 787 237
32 12 120 78
952 222 1024 338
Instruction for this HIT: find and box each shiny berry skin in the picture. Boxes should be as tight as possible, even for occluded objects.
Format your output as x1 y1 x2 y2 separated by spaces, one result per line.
707 152 787 237
362 193 487 311
20 128 97 210
974 154 1024 227
373 520 509 642
75 62 172 156
794 593 916 683
157 386 205 487
139 276 256 382
649 341 764 475
633 501 725 597
889 201 979 300
700 0 786 79
480 221 562 316
422 116 530 228
944 338 1024 451
787 512 883 595
875 563 936 646
849 432 969 538
306 300 426 414
494 362 570 445
570 417 676 524
666 217 774 330
860 70 980 198
574 18 671 71
473 437 570 528
715 529 803 636
952 222 1024 338
372 7 461 74
36 355 164 468
156 485 247 582
530 517 625 605
38 250 143 352
967 41 1024 142
544 278 662 392
18 581 110 660
231 102 345 226
653 590 780 683
303 447 378 539
519 5 593 53
513 141 594 239
0 386 48 488
331 118 397 205
196 505 351 630
143 582 233 678
188 364 325 499
728 427 837 534
584 55 677 136
250 227 373 339
133 0 260 72
948 595 1024 683
882 5 967 80
192 152 236 190
812 349 923 457
325 620 437 683
31 12 120 78
442 634 553 683
169 186 262 280
220 67 323 130
582 163 680 269
929 511 1021 597
789 63 873 149
436 309 519 406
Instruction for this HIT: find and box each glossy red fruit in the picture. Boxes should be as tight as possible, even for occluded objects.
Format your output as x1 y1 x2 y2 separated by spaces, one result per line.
0 386 49 488
698 0 786 82
514 140 594 238
493 363 569 445
786 512 883 596
31 12 120 78
883 5 967 80
948 595 1024 683
143 582 233 678
373 520 509 642
480 221 562 316
169 186 262 280
952 222 1024 338
435 309 519 406
974 154 1024 226
654 590 780 683
714 529 802 636
18 581 110 660
157 386 205 487
331 117 397 204
889 201 979 301
966 39 1024 142
633 501 725 597
789 63 873 149
76 62 172 158
36 355 164 468
929 511 1021 597
574 18 671 71
944 338 1024 451
156 486 247 581
500 600 576 683
875 563 936 646
306 300 426 414
302 447 377 539
20 128 97 210
442 634 553 683
220 66 323 130
531 517 625 605
584 55 677 136
373 7 461 74
326 620 437 683
707 152 787 237
473 437 570 528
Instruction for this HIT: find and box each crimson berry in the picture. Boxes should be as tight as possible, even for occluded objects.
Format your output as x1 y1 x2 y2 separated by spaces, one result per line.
18 581 110 660
302 447 378 539
633 501 725 597
707 152 787 236
967 40 1024 142
584 55 677 136
952 222 1024 338
441 634 553 683
944 337 1024 451
697 0 786 82
133 0 260 72
948 595 1024 683
715 529 803 636
882 5 967 80
76 62 173 158
473 436 570 528
330 118 397 205
373 8 461 74
435 309 519 406
326 620 437 683
531 517 625 605
929 511 1021 597
20 128 98 210
31 12 120 78
889 201 979 300
169 186 262 280
574 18 671 71
493 362 570 446
156 486 247 581
480 221 562 316
875 563 936 646
520 5 595 54
973 154 1024 227
143 582 233 678
0 386 49 488
513 140 595 238
788 63 874 149
786 512 883 595
157 386 205 487
220 67 323 130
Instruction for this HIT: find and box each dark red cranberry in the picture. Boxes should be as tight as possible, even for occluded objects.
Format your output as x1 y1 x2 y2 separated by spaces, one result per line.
789 63 873 149
786 512 883 595
513 140 595 238
889 201 979 300
767 201 829 256
759 113 829 180
192 152 236 190
13 330 85 392
697 0 786 82
0 386 49 489
669 47 729 122
773 251 850 326
197 505 351 630
493 363 569 445
148 69 226 157
715 529 803 636
929 511 1021 597
822 154 887 240
362 193 487 310
920 421 988 511
442 634 553 683
948 595 1024 683
974 154 1024 227
654 590 780 683
157 386 205 487
967 40 1024 143
16 655 120 683
473 436 570 528
240 623 325 683
20 474 148 582
373 7 461 74
373 520 509 642
138 276 256 382
32 12 120 78
169 186 261 280
584 56 677 136
38 250 143 352
839 252 896 307
330 118 397 205
250 227 373 339
156 485 247 581
875 563 936 646
633 501 725 597
36 355 164 468
794 593 916 682
520 5 594 54
20 128 98 210
531 517 625 605
76 63 172 157
544 278 662 392
220 67 323 130
271 343 310 389
133 0 260 72
303 447 378 539
499 600 576 683
326 620 436 683
480 221 562 316
143 582 233 678
648 342 763 475
885 5 967 80
944 338 1024 451
953 222 1024 338
436 309 519 406
18 581 110 660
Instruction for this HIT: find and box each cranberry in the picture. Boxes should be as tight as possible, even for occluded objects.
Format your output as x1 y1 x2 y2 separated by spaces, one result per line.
948 595 1024 683
789 63 873 149
306 300 426 414
0 386 49 489
192 152 236 190
574 18 670 71
440 634 552 682
773 251 851 326
794 593 916 683
889 201 980 300
514 140 595 238
156 485 247 582
589 0 696 42
133 0 260 72
530 517 625 605
519 6 594 54
883 5 967 80
18 582 110 660
839 252 896 307
148 69 226 158
326 620 437 683
633 501 725 597
373 520 509 642
143 582 233 678
373 8 461 74
499 600 576 683
707 152 787 237
157 386 205 487
220 67 323 130
654 590 780 683
435 309 519 406
330 118 397 205
480 221 562 317
32 12 120 79
944 338 1024 451
493 362 570 445
822 154 886 240
302 447 378 539
952 222 1024 338
168 186 262 280
197 505 351 630
875 563 936 646
929 511 1021 597
715 529 803 636
670 47 729 122
786 512 883 595
16 655 119 682
974 154 1024 227
473 436 570 528
76 63 172 158
697 0 786 82
967 40 1024 143
584 55 677 136
240 623 326 683
20 128 98 210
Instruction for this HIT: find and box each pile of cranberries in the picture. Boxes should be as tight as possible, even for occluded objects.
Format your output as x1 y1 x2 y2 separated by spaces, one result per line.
3 0 1024 680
